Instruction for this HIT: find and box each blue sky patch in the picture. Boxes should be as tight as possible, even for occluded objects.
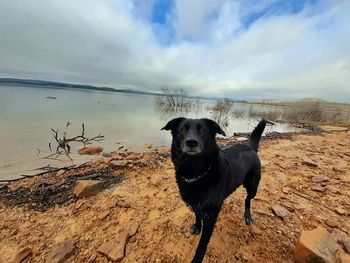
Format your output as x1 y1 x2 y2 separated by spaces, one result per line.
151 0 173 24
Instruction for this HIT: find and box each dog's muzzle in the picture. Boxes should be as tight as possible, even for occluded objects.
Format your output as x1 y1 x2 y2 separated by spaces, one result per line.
182 139 201 155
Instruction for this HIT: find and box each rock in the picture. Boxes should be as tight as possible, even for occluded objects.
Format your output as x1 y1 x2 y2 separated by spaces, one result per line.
73 180 105 198
282 187 290 194
98 210 110 220
326 219 339 228
326 185 339 194
112 154 124 160
144 144 152 149
78 146 103 155
331 229 348 244
276 173 287 182
97 230 129 262
311 185 326 192
344 238 350 254
294 226 339 263
12 247 32 263
311 175 328 183
260 160 270 169
47 239 75 263
102 152 113 158
128 221 140 237
56 170 65 177
110 160 129 168
335 207 346 216
333 167 346 173
302 159 318 167
271 204 292 219
126 153 140 160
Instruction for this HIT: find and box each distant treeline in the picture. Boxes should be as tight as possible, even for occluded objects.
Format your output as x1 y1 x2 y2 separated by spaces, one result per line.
0 77 159 96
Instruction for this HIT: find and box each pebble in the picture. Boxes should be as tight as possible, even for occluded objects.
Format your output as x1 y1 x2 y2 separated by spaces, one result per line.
311 185 326 192
271 204 292 219
326 219 339 228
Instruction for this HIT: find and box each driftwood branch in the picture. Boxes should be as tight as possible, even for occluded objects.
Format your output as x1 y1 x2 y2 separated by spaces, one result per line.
42 122 104 161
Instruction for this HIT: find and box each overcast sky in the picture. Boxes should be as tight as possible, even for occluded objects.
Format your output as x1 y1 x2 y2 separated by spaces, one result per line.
0 0 349 102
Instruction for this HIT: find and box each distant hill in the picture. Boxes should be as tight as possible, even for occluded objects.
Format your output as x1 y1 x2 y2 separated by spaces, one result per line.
0 77 160 96
0 77 218 101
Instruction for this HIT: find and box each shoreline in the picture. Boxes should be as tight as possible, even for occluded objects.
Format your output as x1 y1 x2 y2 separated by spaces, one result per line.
0 122 323 185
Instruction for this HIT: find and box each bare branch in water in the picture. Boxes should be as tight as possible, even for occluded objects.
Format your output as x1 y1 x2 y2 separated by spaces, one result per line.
42 122 104 161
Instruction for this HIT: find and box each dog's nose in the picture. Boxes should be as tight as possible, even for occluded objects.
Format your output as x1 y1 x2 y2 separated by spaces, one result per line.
186 139 198 148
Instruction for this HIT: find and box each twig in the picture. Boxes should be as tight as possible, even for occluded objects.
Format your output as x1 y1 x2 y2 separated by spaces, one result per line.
36 148 41 157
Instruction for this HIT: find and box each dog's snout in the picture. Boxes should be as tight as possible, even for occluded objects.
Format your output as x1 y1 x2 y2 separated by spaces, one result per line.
186 139 198 148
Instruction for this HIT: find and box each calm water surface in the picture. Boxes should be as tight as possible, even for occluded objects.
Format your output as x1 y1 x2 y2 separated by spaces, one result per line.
0 85 296 180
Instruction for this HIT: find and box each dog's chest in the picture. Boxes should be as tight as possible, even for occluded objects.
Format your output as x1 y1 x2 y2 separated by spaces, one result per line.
176 176 223 210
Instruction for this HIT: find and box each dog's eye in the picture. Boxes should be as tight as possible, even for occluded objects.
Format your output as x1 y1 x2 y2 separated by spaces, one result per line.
199 127 206 133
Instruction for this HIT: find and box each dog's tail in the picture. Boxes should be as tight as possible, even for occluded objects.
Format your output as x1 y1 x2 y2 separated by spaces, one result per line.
248 119 267 152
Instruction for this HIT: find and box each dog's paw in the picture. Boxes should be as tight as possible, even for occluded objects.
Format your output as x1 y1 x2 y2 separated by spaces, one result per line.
189 225 201 235
244 215 254 225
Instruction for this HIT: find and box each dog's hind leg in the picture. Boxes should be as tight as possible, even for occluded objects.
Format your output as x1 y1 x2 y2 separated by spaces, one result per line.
190 209 202 235
243 169 261 225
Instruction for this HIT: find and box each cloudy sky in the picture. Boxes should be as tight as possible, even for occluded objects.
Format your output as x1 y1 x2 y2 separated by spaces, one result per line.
0 0 349 102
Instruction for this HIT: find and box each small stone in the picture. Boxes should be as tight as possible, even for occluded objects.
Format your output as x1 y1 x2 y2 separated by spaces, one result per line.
47 239 75 263
344 238 350 254
126 153 140 160
294 226 339 263
271 204 292 219
97 230 129 262
102 152 113 158
128 221 140 237
78 146 103 155
311 185 326 192
276 173 287 182
326 219 339 228
12 247 32 263
56 170 65 176
260 160 270 169
282 187 290 194
110 160 129 168
98 211 110 220
73 180 105 198
302 159 318 167
144 144 152 149
112 154 124 160
332 167 346 173
326 185 339 194
335 207 346 216
332 229 348 244
311 175 328 183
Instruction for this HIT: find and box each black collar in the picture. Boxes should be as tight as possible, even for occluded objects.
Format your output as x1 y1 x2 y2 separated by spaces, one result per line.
181 165 212 183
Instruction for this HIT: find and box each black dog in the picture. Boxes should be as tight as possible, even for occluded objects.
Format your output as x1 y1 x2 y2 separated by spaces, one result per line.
161 118 267 263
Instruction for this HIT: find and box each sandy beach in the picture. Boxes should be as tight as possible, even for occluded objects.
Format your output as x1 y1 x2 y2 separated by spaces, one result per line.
0 125 349 262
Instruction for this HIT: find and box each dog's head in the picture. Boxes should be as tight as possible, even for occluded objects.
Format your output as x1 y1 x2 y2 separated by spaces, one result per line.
161 117 226 157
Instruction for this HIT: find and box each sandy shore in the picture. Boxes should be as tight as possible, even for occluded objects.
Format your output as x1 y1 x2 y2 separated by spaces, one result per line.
0 125 349 263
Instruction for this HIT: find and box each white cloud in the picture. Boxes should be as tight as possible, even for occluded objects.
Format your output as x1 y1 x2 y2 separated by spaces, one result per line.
0 0 349 102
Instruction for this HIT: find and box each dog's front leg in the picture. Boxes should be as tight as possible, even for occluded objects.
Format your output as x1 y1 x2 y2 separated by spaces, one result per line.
191 207 220 263
190 209 202 235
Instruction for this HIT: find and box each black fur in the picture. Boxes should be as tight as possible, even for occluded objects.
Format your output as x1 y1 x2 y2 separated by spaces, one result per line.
162 118 267 263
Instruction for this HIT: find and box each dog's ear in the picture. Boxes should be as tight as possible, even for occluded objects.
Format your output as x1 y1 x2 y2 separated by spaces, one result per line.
202 118 226 136
161 117 186 132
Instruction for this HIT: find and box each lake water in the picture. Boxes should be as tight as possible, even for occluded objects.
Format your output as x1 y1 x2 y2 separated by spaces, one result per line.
0 85 296 180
